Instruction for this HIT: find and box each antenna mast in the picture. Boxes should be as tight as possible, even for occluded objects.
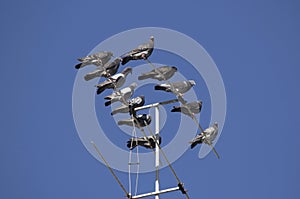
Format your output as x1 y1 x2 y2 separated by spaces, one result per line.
132 100 184 199
155 106 160 199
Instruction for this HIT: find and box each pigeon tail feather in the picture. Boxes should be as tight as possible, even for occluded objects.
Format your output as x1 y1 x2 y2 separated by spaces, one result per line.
105 101 112 106
117 120 131 126
75 63 82 69
127 140 138 150
84 74 97 81
190 142 198 149
111 110 118 115
171 106 181 113
96 86 108 95
154 85 167 91
138 73 154 80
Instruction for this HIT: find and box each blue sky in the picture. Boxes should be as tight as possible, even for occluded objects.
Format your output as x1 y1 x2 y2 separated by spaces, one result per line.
1 0 300 199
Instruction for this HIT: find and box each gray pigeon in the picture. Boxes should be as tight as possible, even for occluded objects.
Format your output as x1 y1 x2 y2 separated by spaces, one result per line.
171 101 202 117
117 114 151 128
127 135 161 150
154 80 196 96
110 103 130 115
138 66 177 81
84 58 122 81
111 95 145 115
190 122 218 149
121 36 154 65
104 82 137 106
75 51 113 69
95 67 132 95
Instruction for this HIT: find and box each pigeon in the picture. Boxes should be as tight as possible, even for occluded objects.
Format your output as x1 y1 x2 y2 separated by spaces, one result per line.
84 58 122 81
171 101 202 118
128 95 145 115
154 80 196 96
138 66 177 81
110 104 130 115
104 82 137 106
121 36 154 65
75 51 113 69
127 135 161 150
95 67 132 95
110 95 145 115
190 122 218 149
117 114 151 128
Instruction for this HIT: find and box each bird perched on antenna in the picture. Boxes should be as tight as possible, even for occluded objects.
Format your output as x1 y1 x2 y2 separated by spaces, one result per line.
84 57 122 81
110 95 145 115
117 114 151 128
127 135 161 150
104 82 137 106
121 36 154 65
171 101 202 118
95 67 132 95
138 66 177 81
190 122 218 149
75 51 113 69
154 80 196 96
128 95 145 116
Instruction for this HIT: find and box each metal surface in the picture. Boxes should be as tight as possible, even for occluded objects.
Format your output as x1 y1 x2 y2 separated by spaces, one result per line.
131 187 180 199
155 106 160 199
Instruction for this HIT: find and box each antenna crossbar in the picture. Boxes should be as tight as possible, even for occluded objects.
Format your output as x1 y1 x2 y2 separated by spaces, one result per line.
131 186 180 199
134 99 178 111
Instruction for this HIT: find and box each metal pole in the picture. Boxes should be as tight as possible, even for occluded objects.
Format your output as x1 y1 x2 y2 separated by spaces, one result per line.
155 106 159 199
132 186 180 199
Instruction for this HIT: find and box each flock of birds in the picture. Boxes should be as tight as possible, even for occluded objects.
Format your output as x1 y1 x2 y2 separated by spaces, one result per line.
75 36 219 156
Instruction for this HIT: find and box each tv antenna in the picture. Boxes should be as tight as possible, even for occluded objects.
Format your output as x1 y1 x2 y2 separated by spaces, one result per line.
75 35 220 199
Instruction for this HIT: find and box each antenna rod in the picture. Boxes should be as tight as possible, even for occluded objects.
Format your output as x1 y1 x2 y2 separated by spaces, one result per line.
91 141 131 198
132 186 180 199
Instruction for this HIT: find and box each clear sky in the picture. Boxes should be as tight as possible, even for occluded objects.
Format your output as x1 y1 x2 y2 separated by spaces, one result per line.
1 0 299 199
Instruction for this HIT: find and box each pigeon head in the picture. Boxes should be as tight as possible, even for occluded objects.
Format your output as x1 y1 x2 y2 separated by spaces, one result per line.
122 67 132 75
106 51 114 57
188 80 196 86
130 82 138 89
139 95 145 100
213 122 218 129
114 57 122 63
150 36 154 41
